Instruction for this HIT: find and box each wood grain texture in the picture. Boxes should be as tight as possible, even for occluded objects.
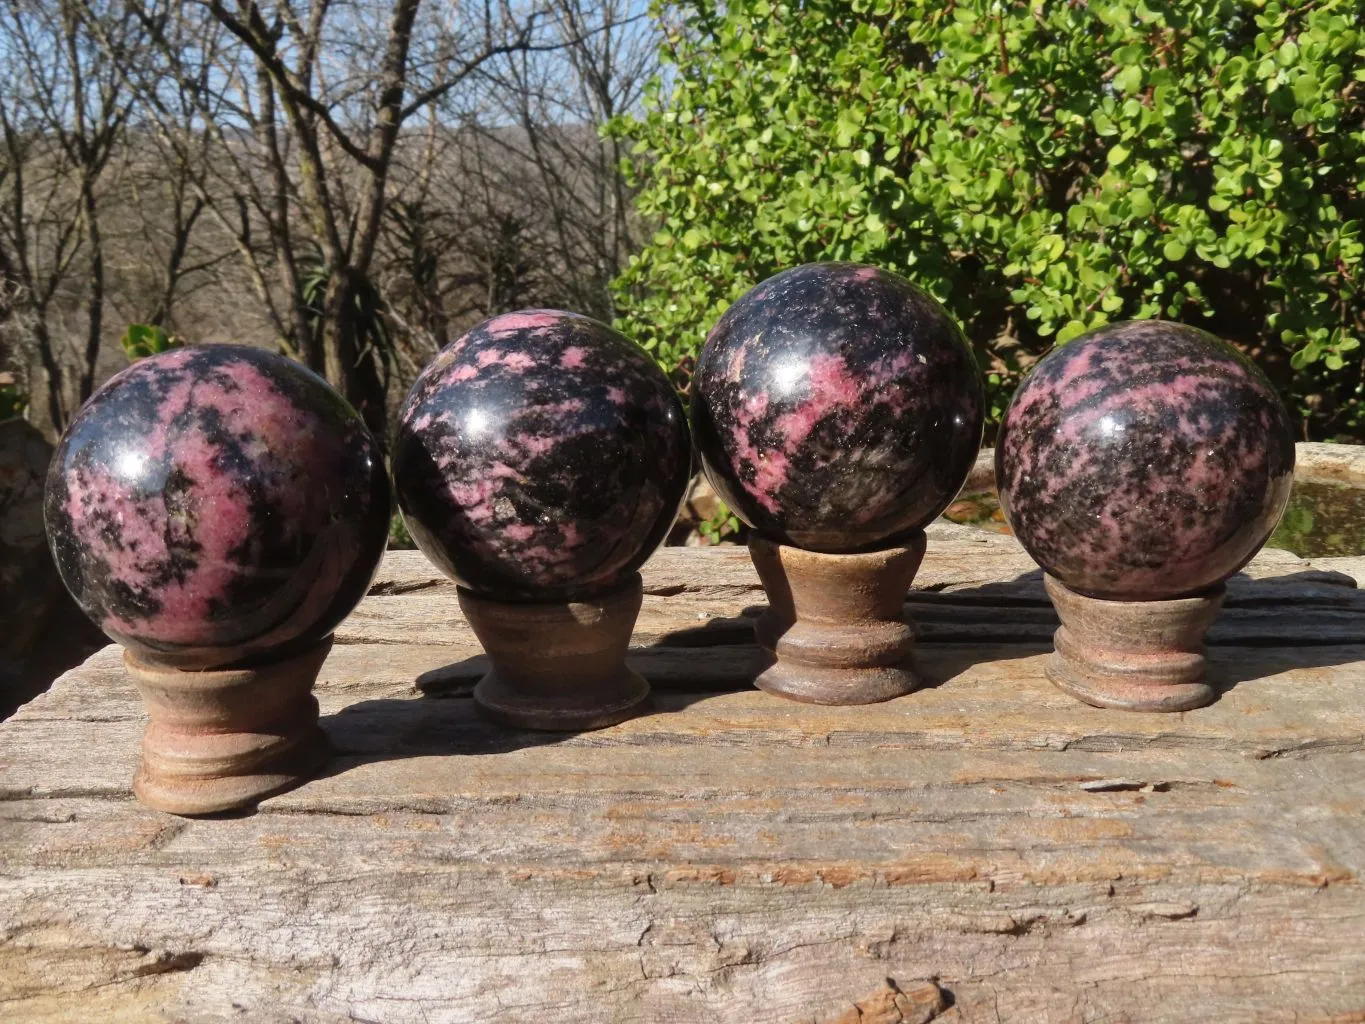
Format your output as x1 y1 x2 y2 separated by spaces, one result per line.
1294 441 1365 485
3 524 1364 1023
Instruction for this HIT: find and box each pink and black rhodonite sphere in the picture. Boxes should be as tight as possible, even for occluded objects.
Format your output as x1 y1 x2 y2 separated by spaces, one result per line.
996 320 1295 600
691 262 984 551
44 345 390 669
392 310 690 601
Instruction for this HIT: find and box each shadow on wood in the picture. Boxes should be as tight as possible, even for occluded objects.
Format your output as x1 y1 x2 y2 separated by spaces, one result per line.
317 695 576 768
414 605 771 700
314 561 1365 781
408 564 1365 707
907 567 1365 708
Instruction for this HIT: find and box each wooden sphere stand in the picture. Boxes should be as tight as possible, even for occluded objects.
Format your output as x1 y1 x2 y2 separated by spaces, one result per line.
1044 575 1225 712
123 637 332 816
748 533 927 705
458 572 651 731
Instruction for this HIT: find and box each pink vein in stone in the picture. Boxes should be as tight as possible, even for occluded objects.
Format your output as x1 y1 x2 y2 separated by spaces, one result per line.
471 348 537 372
724 340 748 379
70 460 236 641
484 310 564 337
510 520 586 576
224 359 336 526
1052 374 1223 444
515 433 558 456
535 399 587 416
560 346 588 369
772 353 862 445
726 389 785 513
98 355 342 644
728 349 934 514
867 349 922 415
448 476 498 524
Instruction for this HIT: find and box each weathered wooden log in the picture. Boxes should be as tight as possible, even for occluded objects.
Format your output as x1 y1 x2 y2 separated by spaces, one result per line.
2 525 1364 1023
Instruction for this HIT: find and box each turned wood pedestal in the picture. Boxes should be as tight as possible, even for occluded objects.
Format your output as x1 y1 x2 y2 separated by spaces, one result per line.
1044 575 1224 712
748 534 926 705
458 573 651 731
123 637 332 815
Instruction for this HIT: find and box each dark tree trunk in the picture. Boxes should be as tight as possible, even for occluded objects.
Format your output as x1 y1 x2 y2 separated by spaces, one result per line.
77 178 103 404
323 268 389 447
34 318 66 434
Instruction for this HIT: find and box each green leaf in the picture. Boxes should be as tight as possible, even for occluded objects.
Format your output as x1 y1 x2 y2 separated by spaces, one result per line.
1115 65 1143 94
120 324 181 362
1093 110 1118 136
835 111 861 148
1036 234 1066 261
1057 319 1089 343
1163 239 1188 261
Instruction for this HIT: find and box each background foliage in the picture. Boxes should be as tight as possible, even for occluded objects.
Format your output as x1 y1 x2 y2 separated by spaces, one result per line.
0 0 653 447
118 324 181 362
611 0 1365 438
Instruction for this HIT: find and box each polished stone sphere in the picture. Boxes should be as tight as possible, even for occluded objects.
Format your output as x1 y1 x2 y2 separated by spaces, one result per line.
691 262 984 552
392 310 691 601
44 345 390 669
996 321 1296 600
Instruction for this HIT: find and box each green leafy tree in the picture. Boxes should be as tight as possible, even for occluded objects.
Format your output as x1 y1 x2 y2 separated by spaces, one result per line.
118 324 182 362
611 0 1365 436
